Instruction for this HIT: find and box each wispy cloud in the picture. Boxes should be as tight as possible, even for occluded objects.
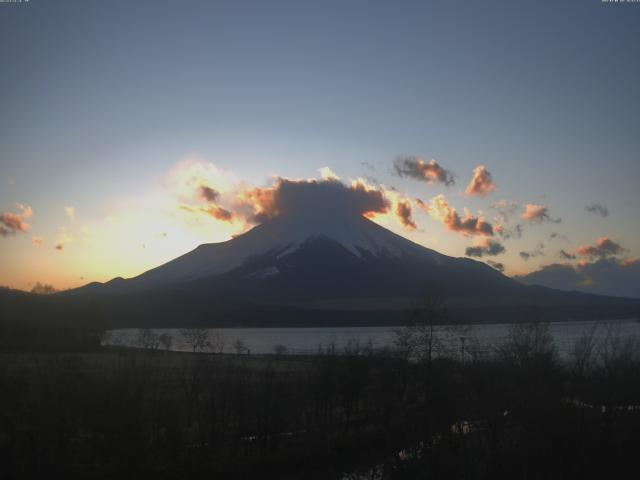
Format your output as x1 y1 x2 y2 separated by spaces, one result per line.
549 232 569 242
491 199 522 239
519 243 545 261
465 238 505 257
558 249 576 260
522 203 560 223
585 203 609 218
393 156 455 186
360 161 376 172
64 205 76 223
491 199 518 213
54 230 75 252
495 223 523 240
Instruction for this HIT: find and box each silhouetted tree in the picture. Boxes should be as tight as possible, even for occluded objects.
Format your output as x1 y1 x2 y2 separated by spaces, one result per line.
137 328 160 350
233 338 248 354
394 283 449 363
180 328 210 353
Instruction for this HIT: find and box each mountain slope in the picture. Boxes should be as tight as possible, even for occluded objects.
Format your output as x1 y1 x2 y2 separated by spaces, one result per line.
72 210 517 299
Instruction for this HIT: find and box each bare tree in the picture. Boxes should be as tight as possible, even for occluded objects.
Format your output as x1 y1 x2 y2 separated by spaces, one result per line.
137 328 160 351
233 338 248 355
180 328 211 353
394 284 448 363
496 321 556 366
570 322 599 377
208 330 226 354
441 323 474 361
393 324 416 360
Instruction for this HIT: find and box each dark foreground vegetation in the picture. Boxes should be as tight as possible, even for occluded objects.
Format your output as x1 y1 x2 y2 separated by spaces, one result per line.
0 289 104 352
2 319 640 480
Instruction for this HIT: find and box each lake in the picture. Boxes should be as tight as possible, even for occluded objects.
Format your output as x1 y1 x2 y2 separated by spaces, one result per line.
103 318 640 360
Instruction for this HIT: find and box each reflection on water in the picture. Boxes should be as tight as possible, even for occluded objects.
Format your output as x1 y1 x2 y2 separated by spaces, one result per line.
103 318 640 360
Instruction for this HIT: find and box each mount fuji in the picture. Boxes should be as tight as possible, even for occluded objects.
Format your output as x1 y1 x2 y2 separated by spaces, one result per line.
68 205 639 327
74 208 517 300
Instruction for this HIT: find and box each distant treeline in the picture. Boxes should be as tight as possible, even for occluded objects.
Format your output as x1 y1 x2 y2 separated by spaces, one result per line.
95 288 640 328
1 322 640 479
3 283 640 340
0 289 105 352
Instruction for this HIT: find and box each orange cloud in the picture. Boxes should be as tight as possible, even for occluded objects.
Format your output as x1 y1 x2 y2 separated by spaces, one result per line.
179 204 236 224
395 200 416 230
522 203 560 223
465 165 496 197
238 185 278 223
393 156 455 186
240 178 390 223
426 194 493 236
576 237 626 259
1 203 32 236
203 205 233 222
169 159 415 236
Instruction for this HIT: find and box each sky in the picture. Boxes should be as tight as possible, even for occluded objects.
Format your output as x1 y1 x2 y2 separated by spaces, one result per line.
1 0 639 294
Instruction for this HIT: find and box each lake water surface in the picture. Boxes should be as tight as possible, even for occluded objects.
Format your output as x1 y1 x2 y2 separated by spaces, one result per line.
104 318 640 360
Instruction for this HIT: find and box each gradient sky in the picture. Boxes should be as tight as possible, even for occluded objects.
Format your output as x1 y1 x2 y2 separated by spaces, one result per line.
1 0 639 292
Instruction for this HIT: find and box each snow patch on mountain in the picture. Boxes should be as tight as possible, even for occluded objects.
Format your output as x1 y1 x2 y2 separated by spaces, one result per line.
245 266 280 280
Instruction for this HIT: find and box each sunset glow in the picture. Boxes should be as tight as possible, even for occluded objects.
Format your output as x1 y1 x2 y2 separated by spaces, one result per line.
1 0 638 298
